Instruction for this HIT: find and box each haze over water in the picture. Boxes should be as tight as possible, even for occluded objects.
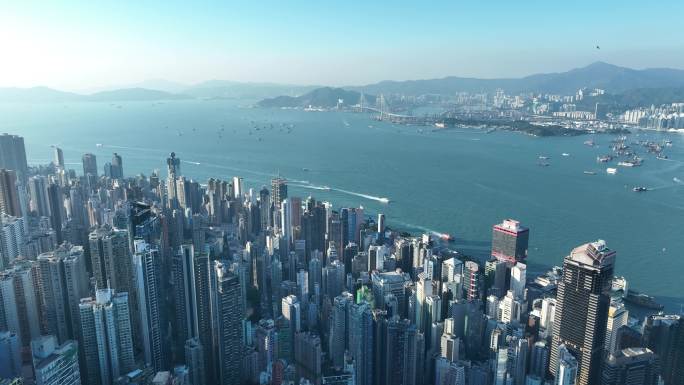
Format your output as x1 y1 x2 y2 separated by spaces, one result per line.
3 99 683 311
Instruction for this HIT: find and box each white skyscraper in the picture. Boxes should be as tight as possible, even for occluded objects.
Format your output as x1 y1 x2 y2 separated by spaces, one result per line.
555 344 578 385
510 262 527 299
604 300 628 354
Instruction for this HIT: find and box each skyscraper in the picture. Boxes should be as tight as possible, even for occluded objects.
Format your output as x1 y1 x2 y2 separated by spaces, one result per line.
349 301 373 385
0 134 28 183
605 300 628 355
31 335 81 385
491 219 529 263
212 261 244 385
82 153 98 176
133 240 168 371
0 169 21 217
184 337 206 385
554 344 578 385
329 292 353 369
28 175 50 217
79 288 135 385
550 240 615 385
641 314 684 385
53 147 65 169
0 260 42 346
601 347 659 385
88 226 133 295
46 183 64 243
37 245 89 343
110 153 123 179
0 331 21 379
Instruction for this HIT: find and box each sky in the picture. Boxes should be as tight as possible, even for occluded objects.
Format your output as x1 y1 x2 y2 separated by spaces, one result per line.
1 1 684 91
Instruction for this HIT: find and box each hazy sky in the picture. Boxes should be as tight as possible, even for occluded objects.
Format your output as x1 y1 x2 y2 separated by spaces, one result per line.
2 1 684 91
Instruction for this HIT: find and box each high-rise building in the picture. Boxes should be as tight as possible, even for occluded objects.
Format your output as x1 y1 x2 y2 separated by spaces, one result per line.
29 176 50 217
329 292 353 369
554 344 578 385
88 226 133 295
294 332 322 383
46 183 64 243
384 317 423 385
271 177 287 214
371 270 412 317
510 262 526 299
605 301 628 355
53 147 65 169
601 347 659 385
0 169 21 217
0 260 42 346
550 240 615 385
110 153 123 179
31 335 81 385
0 134 28 183
212 261 244 385
0 215 26 269
491 219 529 263
184 337 206 385
641 314 684 385
349 301 373 385
133 240 168 371
79 288 135 385
82 153 98 176
281 294 301 360
0 331 21 379
37 245 89 343
464 261 481 301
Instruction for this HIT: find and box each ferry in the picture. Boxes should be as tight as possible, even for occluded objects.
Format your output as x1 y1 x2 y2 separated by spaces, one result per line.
606 168 617 175
431 231 455 242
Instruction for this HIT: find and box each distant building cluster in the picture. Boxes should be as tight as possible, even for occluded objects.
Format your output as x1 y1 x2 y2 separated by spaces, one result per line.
0 132 682 385
620 103 684 130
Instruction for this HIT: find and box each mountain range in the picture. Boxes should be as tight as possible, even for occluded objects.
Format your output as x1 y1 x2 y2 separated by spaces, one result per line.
2 62 684 104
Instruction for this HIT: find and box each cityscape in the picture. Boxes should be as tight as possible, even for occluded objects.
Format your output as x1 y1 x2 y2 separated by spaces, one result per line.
2 2 684 385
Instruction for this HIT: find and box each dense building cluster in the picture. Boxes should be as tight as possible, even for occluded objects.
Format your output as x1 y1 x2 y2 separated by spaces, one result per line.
0 132 682 385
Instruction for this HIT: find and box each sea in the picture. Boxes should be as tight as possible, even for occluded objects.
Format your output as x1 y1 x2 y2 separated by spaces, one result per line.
1 99 682 314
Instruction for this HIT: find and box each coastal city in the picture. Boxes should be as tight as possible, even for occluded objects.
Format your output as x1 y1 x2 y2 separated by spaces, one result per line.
0 133 680 385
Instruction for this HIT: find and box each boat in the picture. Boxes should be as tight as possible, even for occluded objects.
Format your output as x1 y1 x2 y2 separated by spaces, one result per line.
538 155 550 160
656 155 669 160
584 140 596 146
583 171 596 175
431 232 455 242
632 186 648 192
378 197 390 204
674 177 682 183
623 290 664 310
302 168 310 172
606 168 617 174
96 143 103 147
597 155 613 162
561 153 570 157
538 162 550 167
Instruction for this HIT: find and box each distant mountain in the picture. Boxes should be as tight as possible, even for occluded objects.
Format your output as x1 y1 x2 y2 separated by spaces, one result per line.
0 86 189 102
86 88 189 101
0 87 82 102
349 62 684 95
258 87 365 108
184 80 318 99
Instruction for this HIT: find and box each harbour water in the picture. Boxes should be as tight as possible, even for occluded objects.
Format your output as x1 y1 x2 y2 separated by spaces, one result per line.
2 99 682 311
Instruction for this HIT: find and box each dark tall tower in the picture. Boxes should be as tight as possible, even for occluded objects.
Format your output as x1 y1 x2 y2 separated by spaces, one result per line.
0 133 28 183
550 240 615 385
212 261 244 385
111 153 123 179
0 169 21 217
491 219 529 263
641 314 684 385
82 153 98 176
271 177 288 209
47 182 64 243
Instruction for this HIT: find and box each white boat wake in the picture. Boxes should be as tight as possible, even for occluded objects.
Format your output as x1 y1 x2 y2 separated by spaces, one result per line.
332 188 390 203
